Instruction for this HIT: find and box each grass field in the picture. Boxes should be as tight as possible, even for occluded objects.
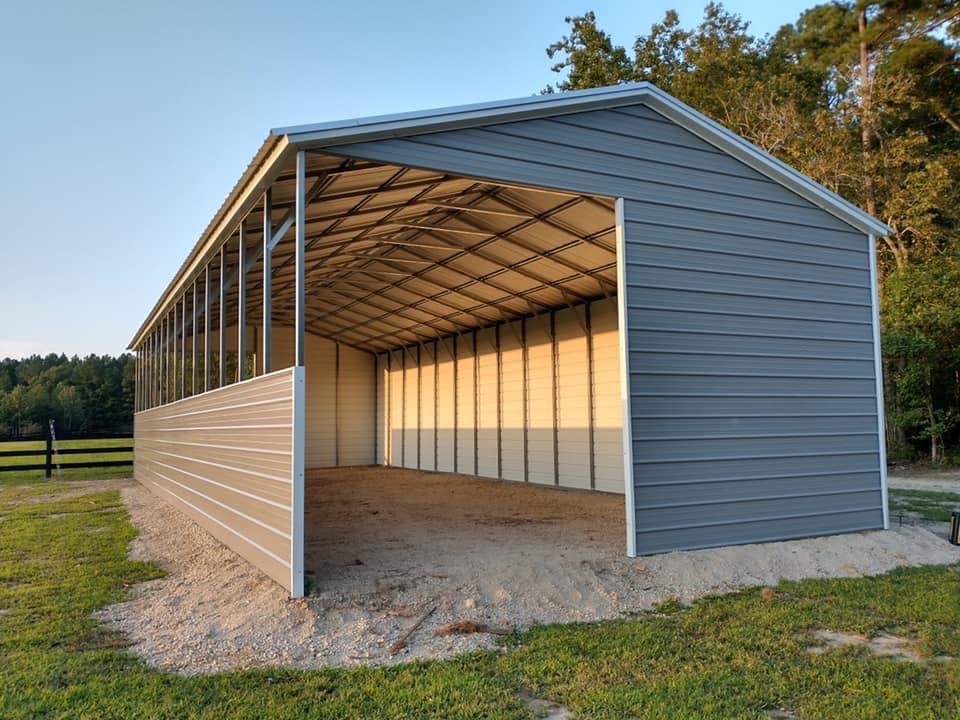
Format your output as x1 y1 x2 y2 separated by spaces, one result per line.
0 437 133 481
1 474 959 719
890 488 960 523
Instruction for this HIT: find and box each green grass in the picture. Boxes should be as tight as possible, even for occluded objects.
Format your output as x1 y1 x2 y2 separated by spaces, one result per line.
0 437 133 482
1 475 959 719
890 488 960 523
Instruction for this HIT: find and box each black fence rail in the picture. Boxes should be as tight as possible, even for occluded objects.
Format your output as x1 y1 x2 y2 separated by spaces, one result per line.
0 434 133 478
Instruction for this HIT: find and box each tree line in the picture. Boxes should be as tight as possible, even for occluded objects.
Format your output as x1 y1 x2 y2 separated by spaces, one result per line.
544 1 960 463
0 354 134 438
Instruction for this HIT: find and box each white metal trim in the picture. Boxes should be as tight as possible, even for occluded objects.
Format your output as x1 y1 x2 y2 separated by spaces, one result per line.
868 234 889 529
290 365 306 597
614 198 637 556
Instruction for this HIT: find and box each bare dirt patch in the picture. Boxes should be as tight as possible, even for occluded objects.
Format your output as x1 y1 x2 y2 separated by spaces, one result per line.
98 467 959 674
807 629 925 662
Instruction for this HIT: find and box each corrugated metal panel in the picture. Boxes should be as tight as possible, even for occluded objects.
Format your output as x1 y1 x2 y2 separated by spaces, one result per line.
556 306 591 490
522 314 555 486
376 353 388 464
476 327 500 478
377 302 625 494
435 338 456 472
590 299 624 493
338 101 884 552
621 206 884 552
389 349 404 466
134 367 299 592
455 333 476 474
419 343 437 471
402 347 419 469
338 345 376 465
500 320 525 482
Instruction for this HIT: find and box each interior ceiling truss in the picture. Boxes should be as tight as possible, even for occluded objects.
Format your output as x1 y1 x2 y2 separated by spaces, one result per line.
158 152 617 354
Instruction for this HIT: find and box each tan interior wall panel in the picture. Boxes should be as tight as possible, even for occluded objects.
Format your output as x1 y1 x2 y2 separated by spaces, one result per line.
590 300 625 493
499 320 526 482
389 349 404 465
135 367 299 591
556 306 592 490
338 344 376 465
435 338 456 472
525 315 556 486
419 343 437 471
402 347 420 468
476 328 499 479
455 333 477 474
376 300 624 495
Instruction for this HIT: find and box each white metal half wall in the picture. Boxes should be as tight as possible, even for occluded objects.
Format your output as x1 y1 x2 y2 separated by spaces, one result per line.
134 367 305 596
375 299 624 492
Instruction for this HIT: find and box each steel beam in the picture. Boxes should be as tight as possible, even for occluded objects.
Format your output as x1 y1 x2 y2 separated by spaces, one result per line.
295 150 306 367
204 263 211 392
238 220 247 381
262 189 272 374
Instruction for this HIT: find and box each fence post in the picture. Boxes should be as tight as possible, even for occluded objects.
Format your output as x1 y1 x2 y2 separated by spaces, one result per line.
45 433 52 479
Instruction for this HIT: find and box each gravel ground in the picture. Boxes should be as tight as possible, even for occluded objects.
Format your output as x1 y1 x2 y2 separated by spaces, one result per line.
96 468 960 675
888 469 960 494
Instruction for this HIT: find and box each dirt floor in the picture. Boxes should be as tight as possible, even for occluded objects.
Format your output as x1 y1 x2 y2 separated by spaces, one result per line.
888 468 960 494
96 467 960 675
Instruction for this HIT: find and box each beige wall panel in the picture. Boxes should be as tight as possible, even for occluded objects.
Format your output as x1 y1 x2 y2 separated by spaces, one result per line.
134 367 297 591
338 344 376 465
419 343 436 471
556 306 592 490
455 333 476 474
435 338 456 472
389 349 404 466
476 327 499 479
591 299 625 493
402 347 420 469
376 354 388 464
499 320 526 482
525 315 556 485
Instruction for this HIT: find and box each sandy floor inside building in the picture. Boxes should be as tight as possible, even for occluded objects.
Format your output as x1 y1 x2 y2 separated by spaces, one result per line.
96 467 959 674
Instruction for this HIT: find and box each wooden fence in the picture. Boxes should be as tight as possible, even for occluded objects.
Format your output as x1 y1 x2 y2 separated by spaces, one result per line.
0 433 133 477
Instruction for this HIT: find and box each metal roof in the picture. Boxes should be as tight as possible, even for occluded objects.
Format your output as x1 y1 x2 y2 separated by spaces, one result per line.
130 82 890 349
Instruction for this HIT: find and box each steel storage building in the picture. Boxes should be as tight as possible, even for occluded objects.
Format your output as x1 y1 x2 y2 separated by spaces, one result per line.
129 83 892 597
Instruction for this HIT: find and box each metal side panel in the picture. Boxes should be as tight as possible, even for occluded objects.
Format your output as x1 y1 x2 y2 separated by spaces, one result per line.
619 199 885 553
134 367 302 595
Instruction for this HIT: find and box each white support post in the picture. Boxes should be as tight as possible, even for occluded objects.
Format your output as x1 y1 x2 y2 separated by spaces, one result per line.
614 198 637 557
262 189 272 374
869 234 890 529
290 365 306 597
238 221 247 382
295 150 306 367
219 246 226 387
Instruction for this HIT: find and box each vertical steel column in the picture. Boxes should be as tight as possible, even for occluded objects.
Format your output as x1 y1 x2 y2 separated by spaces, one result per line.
401 348 406 467
294 150 306 368
237 221 247 382
434 338 439 471
416 344 422 469
191 280 198 396
204 264 211 392
452 335 458 473
262 188 272 375
218 246 226 387
180 294 186 399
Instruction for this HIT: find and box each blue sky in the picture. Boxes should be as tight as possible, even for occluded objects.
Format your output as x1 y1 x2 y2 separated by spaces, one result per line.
0 0 813 359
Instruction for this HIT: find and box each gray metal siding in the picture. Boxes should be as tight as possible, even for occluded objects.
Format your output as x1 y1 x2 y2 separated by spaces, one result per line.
329 100 885 553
